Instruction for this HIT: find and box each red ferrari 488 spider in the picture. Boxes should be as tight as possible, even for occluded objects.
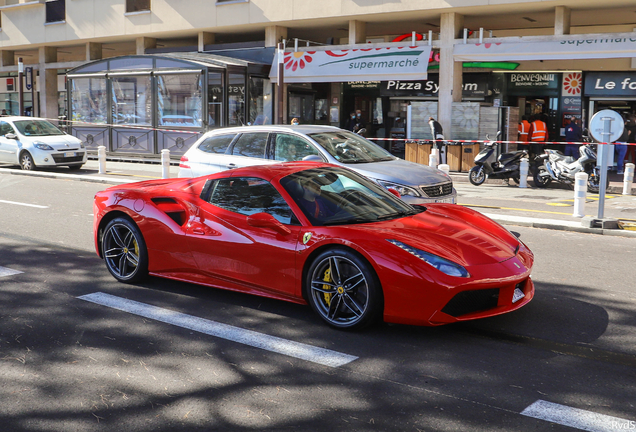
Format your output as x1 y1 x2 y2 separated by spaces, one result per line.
94 162 534 329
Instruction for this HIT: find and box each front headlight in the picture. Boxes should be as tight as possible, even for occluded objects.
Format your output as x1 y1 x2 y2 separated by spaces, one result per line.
79 141 85 149
387 239 470 277
376 180 421 197
33 142 54 150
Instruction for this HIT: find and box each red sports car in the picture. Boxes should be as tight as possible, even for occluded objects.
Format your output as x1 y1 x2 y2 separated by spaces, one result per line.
94 162 534 329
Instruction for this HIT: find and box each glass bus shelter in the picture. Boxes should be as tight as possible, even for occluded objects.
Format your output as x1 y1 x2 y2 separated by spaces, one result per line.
66 53 272 157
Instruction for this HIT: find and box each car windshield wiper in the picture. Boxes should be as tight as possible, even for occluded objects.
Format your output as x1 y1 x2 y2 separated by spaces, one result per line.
375 210 415 221
322 217 373 226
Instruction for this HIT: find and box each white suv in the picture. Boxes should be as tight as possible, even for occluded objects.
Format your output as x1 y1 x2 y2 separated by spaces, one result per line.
178 125 456 204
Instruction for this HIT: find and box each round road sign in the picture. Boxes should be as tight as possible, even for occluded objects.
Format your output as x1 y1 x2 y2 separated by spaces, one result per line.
588 109 624 143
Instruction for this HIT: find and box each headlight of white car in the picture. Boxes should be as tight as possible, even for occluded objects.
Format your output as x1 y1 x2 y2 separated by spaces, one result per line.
33 142 54 150
376 179 421 197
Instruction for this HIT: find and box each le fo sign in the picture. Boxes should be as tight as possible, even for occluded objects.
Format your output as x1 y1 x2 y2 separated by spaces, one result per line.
594 77 636 90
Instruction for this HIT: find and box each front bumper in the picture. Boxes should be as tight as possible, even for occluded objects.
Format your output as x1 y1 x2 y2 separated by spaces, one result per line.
401 187 457 205
32 149 87 166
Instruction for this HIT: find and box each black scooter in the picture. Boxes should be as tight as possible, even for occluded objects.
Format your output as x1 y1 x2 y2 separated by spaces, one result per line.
469 133 528 186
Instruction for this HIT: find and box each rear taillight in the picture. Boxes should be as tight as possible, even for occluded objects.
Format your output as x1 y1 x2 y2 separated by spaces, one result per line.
179 155 190 169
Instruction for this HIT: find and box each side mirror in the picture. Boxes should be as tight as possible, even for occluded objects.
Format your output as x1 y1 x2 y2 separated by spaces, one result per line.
247 212 292 235
302 155 322 162
5 133 17 140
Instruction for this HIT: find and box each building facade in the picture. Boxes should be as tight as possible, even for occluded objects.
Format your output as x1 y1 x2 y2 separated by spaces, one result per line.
1 0 636 156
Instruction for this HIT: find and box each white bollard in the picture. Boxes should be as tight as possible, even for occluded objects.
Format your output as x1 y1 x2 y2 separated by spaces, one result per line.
438 163 450 175
97 145 106 174
623 163 635 195
519 157 529 188
429 148 439 168
161 149 170 179
573 172 588 218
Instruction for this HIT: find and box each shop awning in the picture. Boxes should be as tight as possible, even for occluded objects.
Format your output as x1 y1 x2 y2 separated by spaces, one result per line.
269 46 431 83
454 34 636 62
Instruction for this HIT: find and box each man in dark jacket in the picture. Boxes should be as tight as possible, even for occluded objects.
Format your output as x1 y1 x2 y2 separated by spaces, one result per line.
564 116 582 159
428 117 446 164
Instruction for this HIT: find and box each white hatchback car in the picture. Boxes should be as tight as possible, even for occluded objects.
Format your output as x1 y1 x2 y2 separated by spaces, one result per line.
0 116 87 170
178 125 456 205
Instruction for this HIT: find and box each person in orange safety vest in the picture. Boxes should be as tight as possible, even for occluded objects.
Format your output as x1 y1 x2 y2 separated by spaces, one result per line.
528 115 547 157
518 115 531 151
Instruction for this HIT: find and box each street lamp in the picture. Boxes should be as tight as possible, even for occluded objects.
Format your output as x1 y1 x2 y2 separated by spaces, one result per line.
18 57 24 116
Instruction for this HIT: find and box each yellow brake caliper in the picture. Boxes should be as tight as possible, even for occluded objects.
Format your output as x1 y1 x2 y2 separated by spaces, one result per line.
323 267 333 306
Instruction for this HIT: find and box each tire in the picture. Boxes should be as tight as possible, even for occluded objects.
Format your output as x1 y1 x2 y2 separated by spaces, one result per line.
468 166 486 186
304 248 383 330
101 217 148 283
20 152 36 171
587 171 610 194
533 166 552 188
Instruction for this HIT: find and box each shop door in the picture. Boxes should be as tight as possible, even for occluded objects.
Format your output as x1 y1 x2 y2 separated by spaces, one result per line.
288 93 314 125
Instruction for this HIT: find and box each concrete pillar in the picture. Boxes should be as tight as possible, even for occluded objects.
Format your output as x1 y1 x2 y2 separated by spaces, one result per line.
86 42 102 61
1 51 15 67
555 6 571 36
136 37 156 55
198 32 215 52
438 12 463 140
38 47 59 121
265 26 287 48
349 20 367 45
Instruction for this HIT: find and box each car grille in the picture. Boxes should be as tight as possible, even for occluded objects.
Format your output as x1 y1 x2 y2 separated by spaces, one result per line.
441 288 500 317
420 182 453 198
52 153 84 163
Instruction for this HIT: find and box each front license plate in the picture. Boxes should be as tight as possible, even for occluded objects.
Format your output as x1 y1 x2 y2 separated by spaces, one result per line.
435 197 455 204
64 152 76 158
512 288 525 303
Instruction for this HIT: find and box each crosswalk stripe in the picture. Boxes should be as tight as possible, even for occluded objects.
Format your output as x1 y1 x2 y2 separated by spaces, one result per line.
521 400 634 431
0 266 23 277
78 292 358 368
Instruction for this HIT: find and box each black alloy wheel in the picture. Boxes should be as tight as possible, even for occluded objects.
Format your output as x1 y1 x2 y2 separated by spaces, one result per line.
101 217 148 283
305 248 383 329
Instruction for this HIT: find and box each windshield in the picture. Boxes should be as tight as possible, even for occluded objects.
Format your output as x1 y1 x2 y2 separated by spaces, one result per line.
308 131 396 164
14 120 64 136
280 167 421 226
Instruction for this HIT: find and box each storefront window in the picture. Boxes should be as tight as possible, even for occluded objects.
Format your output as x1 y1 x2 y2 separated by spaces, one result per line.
111 75 152 126
208 71 223 128
228 73 245 126
157 73 202 128
249 76 272 125
70 77 108 124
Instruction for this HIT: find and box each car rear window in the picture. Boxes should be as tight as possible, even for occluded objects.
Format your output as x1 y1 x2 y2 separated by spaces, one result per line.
198 134 235 154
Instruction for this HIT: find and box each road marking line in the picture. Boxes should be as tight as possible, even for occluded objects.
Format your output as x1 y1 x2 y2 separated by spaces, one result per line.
0 199 48 209
78 292 358 368
0 266 23 277
521 400 634 431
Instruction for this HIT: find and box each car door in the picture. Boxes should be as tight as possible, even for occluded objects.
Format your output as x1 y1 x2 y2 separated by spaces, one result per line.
189 133 237 176
271 133 325 162
224 132 278 170
186 176 302 297
0 121 18 164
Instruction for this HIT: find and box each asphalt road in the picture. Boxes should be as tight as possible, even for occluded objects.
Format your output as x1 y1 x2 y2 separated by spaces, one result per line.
0 174 635 431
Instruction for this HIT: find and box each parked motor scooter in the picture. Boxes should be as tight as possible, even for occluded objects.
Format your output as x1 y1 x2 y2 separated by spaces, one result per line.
533 141 607 193
468 133 528 186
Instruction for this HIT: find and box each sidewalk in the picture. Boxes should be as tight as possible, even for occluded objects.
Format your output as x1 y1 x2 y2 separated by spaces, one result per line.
1 159 635 238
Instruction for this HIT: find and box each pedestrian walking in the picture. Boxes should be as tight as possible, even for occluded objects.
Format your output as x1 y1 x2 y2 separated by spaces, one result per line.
528 114 547 158
428 116 446 164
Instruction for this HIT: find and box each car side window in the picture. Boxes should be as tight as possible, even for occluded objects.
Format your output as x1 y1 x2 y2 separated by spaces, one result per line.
229 133 269 158
0 122 15 136
207 177 296 225
273 134 322 162
198 134 235 154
